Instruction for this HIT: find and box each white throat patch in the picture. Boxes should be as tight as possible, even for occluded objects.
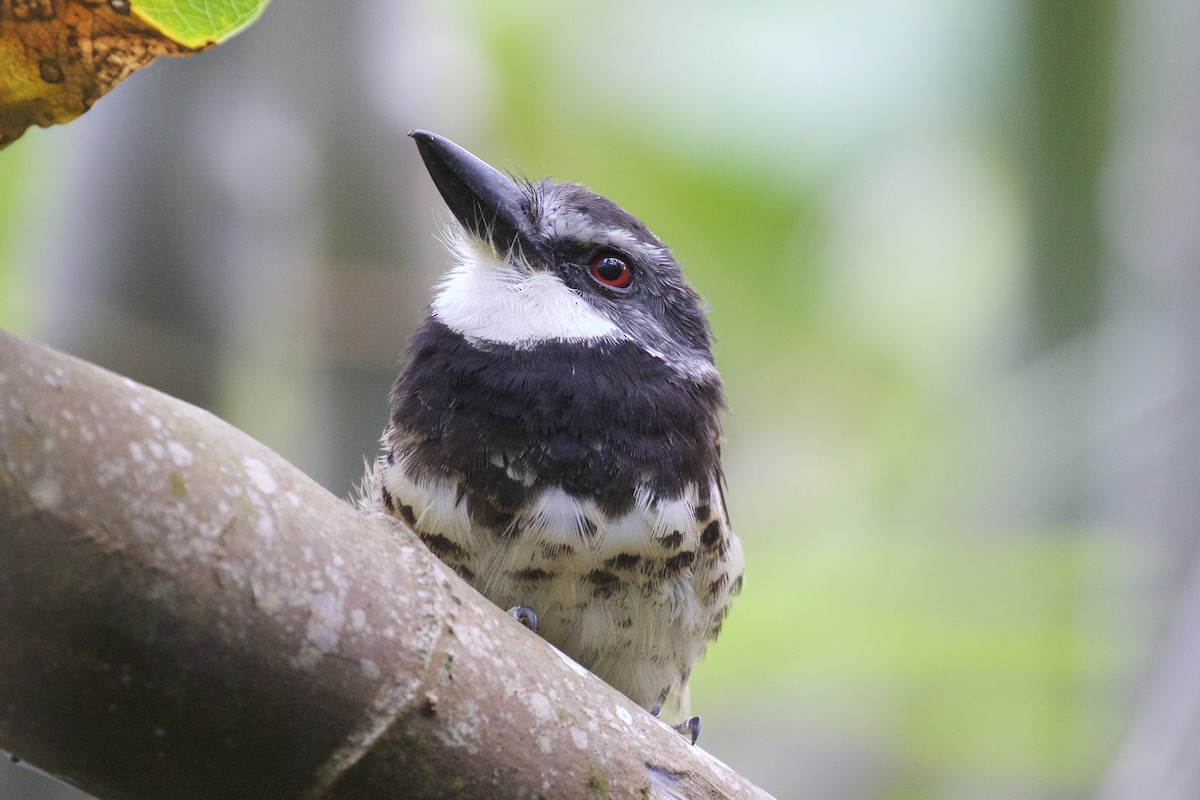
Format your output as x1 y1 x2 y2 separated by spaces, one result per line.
431 233 622 346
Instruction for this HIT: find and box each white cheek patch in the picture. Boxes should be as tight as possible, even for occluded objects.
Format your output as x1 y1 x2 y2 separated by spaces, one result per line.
431 234 622 346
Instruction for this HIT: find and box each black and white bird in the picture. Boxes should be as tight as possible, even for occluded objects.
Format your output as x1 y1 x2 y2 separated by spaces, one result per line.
365 131 743 740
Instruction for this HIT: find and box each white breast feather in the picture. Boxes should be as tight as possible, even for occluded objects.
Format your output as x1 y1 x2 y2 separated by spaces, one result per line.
381 449 730 711
651 491 698 539
382 464 480 549
524 486 599 544
596 504 655 554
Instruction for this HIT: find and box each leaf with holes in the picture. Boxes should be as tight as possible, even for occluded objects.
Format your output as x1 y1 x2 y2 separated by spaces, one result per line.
0 0 269 148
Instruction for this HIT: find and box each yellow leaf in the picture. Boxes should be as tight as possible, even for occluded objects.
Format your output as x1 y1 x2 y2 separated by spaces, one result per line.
0 0 206 147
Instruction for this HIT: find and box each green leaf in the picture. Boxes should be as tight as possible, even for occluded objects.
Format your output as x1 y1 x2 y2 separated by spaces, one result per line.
134 0 271 49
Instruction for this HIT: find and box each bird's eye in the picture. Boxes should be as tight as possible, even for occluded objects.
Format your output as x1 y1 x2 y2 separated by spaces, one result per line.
588 253 633 290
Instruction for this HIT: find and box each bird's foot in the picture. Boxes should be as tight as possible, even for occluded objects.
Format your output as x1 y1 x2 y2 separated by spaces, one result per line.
673 715 701 745
507 605 538 633
650 706 701 745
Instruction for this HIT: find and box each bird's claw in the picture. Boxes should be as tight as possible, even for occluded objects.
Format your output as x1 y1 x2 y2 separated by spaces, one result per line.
672 715 701 745
650 705 700 744
507 605 538 632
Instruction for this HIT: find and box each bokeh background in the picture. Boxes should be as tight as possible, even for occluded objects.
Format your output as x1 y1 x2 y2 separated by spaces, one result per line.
3 0 1199 798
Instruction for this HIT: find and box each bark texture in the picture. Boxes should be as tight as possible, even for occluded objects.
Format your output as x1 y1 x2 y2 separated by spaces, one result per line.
0 329 770 800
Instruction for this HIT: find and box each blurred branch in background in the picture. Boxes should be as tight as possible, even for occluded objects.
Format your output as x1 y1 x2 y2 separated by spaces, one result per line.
1021 0 1115 352
1092 0 1200 795
1096 559 1200 800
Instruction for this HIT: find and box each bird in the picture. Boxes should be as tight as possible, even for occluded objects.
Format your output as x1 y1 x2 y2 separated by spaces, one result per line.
363 130 743 742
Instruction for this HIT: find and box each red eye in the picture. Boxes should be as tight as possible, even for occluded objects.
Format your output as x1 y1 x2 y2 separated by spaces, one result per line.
589 254 633 289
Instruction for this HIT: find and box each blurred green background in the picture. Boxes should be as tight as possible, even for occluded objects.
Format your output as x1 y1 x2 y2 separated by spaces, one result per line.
3 0 1199 798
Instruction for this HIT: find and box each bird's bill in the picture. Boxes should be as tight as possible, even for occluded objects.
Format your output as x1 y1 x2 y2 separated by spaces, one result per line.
410 130 539 258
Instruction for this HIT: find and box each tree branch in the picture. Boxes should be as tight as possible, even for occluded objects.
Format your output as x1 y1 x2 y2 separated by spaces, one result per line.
0 329 772 800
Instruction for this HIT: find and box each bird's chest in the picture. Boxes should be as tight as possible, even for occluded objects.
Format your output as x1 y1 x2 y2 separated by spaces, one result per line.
379 458 740 707
376 324 740 706
381 460 717 602
385 322 725 515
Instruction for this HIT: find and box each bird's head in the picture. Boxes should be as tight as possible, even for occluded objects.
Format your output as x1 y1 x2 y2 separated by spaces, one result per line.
410 130 714 373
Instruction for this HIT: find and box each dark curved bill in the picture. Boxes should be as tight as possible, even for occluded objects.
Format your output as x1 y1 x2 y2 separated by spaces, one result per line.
409 130 539 258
